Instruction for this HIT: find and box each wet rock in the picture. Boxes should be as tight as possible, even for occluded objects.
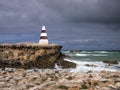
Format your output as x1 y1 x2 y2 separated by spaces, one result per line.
85 64 97 67
59 59 76 68
62 54 71 59
103 60 119 65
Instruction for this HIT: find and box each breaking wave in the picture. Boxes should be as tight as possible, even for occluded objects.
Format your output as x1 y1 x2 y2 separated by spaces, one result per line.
64 58 120 73
75 53 107 56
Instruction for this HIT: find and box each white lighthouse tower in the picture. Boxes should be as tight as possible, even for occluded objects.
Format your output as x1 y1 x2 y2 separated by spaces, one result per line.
39 26 49 44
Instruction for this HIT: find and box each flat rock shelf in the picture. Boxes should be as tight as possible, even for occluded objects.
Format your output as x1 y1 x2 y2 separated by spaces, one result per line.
0 69 119 90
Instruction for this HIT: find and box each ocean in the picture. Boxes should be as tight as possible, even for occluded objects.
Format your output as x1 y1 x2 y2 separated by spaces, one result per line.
62 51 120 72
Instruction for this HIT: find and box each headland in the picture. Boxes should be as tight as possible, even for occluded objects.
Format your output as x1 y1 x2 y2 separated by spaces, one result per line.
0 43 76 69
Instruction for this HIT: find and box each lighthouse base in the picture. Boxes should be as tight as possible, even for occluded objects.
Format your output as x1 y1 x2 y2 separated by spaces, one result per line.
39 39 49 44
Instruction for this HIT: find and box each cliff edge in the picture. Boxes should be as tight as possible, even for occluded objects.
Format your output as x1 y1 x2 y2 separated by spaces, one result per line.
0 43 76 69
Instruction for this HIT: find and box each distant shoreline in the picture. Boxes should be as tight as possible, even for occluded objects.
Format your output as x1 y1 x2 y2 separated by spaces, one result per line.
63 50 120 52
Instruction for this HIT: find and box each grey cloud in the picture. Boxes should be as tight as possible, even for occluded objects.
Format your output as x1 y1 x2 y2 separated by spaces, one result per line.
0 0 57 34
43 0 120 24
0 0 61 24
0 0 120 26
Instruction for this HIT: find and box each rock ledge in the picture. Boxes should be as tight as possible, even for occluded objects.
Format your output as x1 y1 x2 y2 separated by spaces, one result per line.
0 43 76 69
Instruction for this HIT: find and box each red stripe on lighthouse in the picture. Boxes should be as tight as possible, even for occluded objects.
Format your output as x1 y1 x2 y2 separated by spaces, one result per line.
39 25 49 44
40 36 48 39
41 30 46 33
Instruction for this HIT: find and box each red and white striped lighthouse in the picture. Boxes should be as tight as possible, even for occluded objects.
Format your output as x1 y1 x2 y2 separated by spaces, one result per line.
39 26 49 44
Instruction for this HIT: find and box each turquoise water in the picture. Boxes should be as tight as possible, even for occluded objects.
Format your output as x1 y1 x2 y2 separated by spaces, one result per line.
63 51 120 61
62 51 120 72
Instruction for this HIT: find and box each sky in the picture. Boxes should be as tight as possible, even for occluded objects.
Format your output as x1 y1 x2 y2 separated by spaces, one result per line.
0 0 120 50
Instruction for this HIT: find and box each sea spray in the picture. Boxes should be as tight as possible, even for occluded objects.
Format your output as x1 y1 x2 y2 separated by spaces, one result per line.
54 63 62 70
63 50 120 72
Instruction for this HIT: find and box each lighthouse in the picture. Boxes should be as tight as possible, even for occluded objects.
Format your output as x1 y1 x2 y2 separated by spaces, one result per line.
39 26 49 44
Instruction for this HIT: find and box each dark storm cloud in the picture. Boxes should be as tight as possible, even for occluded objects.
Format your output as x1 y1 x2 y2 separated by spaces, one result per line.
43 0 120 24
0 0 64 34
0 0 120 26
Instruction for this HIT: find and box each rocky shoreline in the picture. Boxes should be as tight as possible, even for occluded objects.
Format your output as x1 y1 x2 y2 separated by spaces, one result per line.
0 68 120 90
0 43 76 69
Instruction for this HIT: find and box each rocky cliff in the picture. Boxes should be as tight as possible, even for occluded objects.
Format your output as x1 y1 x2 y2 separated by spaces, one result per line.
0 43 76 69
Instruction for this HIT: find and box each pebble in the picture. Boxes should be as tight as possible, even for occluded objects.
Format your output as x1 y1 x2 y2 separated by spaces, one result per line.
0 69 119 90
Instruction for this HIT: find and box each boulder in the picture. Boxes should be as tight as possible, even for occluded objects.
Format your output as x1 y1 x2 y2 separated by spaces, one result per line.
59 59 76 69
85 64 97 67
103 60 119 65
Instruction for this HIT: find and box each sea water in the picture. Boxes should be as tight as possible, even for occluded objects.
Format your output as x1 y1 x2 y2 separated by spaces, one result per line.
62 51 120 72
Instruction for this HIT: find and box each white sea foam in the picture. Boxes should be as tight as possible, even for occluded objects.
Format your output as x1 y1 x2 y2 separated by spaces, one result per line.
64 58 119 73
75 53 107 57
93 51 108 53
82 59 91 61
80 51 92 53
54 63 62 70
91 54 107 56
76 54 89 56
70 65 117 73
80 51 108 54
98 51 108 53
2 68 16 72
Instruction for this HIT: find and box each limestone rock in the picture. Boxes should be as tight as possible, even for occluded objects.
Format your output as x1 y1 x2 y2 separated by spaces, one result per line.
0 43 76 69
0 69 120 90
